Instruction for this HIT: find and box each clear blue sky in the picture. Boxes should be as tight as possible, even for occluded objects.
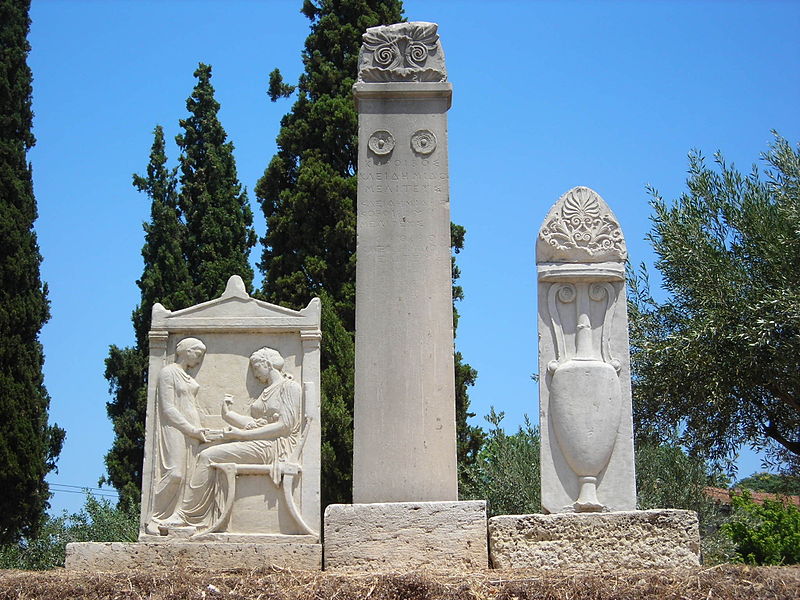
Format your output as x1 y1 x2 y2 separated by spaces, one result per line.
26 1 800 514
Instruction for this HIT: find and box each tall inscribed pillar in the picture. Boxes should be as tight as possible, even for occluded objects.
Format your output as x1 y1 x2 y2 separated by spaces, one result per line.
352 22 457 503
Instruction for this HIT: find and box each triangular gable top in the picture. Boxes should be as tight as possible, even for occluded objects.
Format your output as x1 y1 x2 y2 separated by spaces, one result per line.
150 275 321 332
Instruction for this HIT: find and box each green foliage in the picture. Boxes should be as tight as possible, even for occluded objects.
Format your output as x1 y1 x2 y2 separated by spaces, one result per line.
177 64 256 300
636 441 716 513
722 490 800 565
460 409 540 517
0 0 65 543
104 66 255 508
629 134 800 473
318 289 355 500
737 472 800 496
452 223 485 471
0 494 138 570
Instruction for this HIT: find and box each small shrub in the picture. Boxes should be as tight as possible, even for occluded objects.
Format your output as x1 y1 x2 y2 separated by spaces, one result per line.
722 490 800 565
0 493 138 570
460 408 540 516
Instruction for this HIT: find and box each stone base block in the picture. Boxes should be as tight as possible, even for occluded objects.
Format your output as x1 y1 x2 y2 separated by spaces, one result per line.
324 500 487 572
65 541 321 571
488 509 700 570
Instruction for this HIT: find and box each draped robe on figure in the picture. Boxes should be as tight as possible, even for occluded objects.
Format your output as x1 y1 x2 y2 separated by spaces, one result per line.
177 373 302 530
150 363 203 523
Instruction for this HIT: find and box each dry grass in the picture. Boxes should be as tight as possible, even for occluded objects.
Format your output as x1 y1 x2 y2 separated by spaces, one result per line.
0 565 799 600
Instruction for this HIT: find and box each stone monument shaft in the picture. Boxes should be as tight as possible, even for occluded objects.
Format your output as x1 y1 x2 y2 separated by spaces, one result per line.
352 22 457 502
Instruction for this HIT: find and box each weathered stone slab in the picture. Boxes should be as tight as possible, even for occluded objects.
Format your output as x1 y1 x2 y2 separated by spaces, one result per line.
65 541 322 571
324 501 488 571
488 510 700 570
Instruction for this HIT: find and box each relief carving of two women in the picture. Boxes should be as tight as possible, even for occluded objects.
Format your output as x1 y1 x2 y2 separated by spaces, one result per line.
146 340 302 535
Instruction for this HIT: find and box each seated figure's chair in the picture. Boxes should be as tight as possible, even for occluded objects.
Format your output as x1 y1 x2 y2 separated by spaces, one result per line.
202 417 316 536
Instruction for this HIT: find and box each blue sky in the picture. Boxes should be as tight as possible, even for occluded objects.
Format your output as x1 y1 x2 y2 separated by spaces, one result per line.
27 1 800 514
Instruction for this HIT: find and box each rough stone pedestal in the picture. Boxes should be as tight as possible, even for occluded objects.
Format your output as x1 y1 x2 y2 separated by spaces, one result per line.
65 540 322 571
324 501 488 572
488 510 700 570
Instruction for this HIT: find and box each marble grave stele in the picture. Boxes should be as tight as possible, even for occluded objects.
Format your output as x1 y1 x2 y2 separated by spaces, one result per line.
139 275 322 541
486 187 700 570
352 20 458 504
536 186 637 513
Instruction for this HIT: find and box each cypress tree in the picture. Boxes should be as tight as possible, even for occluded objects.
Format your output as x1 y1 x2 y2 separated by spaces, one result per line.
177 63 257 299
104 65 256 507
0 0 65 542
104 126 194 509
452 224 485 470
257 0 481 504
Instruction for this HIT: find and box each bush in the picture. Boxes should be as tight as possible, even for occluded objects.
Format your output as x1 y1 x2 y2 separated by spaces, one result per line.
0 493 138 570
736 472 800 495
460 408 540 516
722 490 800 565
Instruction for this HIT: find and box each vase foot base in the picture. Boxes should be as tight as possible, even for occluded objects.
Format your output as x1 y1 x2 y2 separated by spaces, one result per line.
573 500 606 513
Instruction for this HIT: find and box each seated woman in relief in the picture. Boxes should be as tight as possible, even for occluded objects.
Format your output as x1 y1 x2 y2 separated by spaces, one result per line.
163 346 302 532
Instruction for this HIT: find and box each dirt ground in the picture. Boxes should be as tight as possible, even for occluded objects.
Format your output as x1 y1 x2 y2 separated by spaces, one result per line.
0 564 799 600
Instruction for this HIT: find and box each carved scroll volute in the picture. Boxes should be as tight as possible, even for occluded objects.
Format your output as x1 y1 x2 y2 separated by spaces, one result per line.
538 187 627 513
357 22 447 83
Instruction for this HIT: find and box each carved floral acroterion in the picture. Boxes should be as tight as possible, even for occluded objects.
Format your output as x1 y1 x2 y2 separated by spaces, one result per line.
358 22 446 83
538 187 627 262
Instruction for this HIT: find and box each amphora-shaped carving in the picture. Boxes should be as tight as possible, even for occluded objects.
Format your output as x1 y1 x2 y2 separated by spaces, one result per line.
537 187 636 513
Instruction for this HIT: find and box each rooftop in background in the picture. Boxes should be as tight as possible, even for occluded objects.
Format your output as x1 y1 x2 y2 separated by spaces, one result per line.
705 487 800 508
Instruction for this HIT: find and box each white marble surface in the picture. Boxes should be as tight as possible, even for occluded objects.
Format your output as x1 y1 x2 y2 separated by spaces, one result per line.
139 275 322 540
324 501 488 571
537 188 636 513
489 510 700 569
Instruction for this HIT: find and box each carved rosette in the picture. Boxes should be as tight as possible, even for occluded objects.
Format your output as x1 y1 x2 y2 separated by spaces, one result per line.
410 130 437 155
357 22 447 83
368 130 395 155
537 187 627 263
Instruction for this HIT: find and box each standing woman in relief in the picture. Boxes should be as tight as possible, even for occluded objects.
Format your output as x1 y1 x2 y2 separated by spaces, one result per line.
145 337 209 535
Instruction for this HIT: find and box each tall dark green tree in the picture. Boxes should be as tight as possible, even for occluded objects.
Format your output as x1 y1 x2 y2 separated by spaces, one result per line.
257 0 482 505
0 0 65 542
452 224 485 468
104 65 256 508
177 63 257 300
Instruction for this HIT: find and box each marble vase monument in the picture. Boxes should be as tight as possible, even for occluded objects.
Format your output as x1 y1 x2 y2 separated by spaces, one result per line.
536 186 636 514
66 275 323 570
324 22 487 572
487 187 700 569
